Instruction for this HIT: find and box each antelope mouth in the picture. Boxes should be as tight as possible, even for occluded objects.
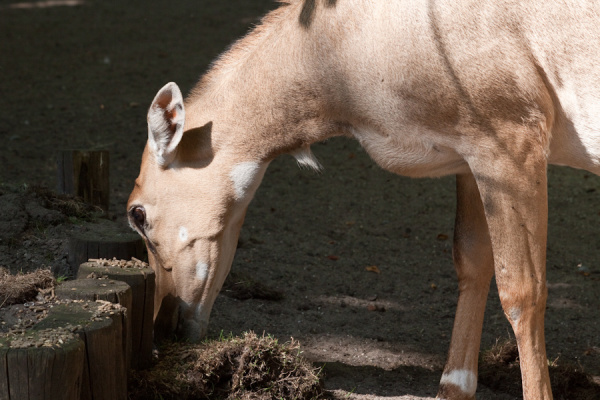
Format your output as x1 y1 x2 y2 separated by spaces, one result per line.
153 293 210 343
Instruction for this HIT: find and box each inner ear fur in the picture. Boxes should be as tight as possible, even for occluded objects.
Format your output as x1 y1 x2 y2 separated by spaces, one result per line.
148 82 186 167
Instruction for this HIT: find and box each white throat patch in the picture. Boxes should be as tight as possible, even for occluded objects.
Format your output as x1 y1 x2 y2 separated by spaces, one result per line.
229 161 264 201
195 261 209 281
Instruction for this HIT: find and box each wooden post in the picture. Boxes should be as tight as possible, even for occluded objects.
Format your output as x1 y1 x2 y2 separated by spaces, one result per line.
67 220 145 276
34 302 128 400
0 333 85 400
0 299 129 400
55 279 133 373
78 261 155 370
57 150 110 212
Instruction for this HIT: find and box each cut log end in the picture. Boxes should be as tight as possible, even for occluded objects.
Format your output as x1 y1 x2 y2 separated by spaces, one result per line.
56 278 133 372
1 300 127 400
67 220 145 276
77 261 155 370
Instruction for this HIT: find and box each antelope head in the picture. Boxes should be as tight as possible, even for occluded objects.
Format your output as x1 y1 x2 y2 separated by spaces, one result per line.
127 82 268 342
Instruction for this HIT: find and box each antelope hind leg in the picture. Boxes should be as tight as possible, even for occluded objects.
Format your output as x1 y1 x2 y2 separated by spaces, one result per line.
436 172 495 400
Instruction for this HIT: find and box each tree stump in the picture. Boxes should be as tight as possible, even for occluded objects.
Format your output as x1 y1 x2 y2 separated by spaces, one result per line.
67 219 145 275
0 328 85 400
57 150 110 213
78 260 155 370
55 279 133 372
35 301 128 400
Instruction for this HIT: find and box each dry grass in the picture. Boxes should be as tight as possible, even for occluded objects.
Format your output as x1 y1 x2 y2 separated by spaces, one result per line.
0 268 55 307
479 338 600 400
28 185 99 220
129 332 324 400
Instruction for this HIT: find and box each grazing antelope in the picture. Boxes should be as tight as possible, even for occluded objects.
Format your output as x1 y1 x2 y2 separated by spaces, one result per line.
127 0 600 398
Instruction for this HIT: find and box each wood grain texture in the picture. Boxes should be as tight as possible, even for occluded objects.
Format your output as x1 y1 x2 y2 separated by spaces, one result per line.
0 334 84 400
57 150 110 212
56 279 133 373
77 263 155 370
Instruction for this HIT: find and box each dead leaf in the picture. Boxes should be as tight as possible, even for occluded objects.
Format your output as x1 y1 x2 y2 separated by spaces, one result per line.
327 255 339 261
437 233 449 241
365 265 381 274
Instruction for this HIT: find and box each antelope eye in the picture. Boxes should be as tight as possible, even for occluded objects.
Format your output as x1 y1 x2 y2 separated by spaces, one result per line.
130 206 146 229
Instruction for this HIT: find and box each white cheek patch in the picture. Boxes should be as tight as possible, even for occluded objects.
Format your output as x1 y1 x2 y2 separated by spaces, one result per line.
229 161 262 201
179 226 188 242
440 369 477 396
195 261 209 281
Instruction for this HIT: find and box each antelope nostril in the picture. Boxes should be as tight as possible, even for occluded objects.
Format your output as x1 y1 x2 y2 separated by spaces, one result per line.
175 301 209 342
177 317 208 342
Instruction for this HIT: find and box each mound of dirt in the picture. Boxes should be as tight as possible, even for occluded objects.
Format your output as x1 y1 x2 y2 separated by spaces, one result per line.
479 339 600 400
0 185 97 246
27 185 99 221
0 184 103 277
221 271 284 301
0 268 55 307
129 332 324 400
0 184 139 278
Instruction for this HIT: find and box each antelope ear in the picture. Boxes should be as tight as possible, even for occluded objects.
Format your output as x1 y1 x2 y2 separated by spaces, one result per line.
147 82 186 167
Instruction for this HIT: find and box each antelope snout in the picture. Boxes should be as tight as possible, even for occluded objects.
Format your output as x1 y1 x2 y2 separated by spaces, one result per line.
176 300 211 342
177 314 209 342
153 294 210 342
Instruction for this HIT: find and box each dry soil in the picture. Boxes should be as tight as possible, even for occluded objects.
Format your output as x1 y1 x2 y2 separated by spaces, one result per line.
1 1 599 399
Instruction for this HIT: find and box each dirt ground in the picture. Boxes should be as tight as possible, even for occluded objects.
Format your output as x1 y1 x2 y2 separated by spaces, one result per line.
1 0 599 398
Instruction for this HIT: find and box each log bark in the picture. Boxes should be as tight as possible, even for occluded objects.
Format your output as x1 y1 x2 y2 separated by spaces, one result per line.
0 336 85 400
57 150 110 212
0 299 130 400
55 279 133 372
77 262 155 370
34 301 127 400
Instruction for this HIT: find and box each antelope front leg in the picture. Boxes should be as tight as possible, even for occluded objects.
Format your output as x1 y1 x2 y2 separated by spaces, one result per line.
469 149 552 400
436 173 494 400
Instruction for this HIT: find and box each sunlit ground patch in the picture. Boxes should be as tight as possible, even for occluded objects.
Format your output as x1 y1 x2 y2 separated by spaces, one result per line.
479 338 600 400
4 1 84 9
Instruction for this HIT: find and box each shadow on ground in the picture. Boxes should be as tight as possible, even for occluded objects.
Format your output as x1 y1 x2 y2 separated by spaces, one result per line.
322 362 440 398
